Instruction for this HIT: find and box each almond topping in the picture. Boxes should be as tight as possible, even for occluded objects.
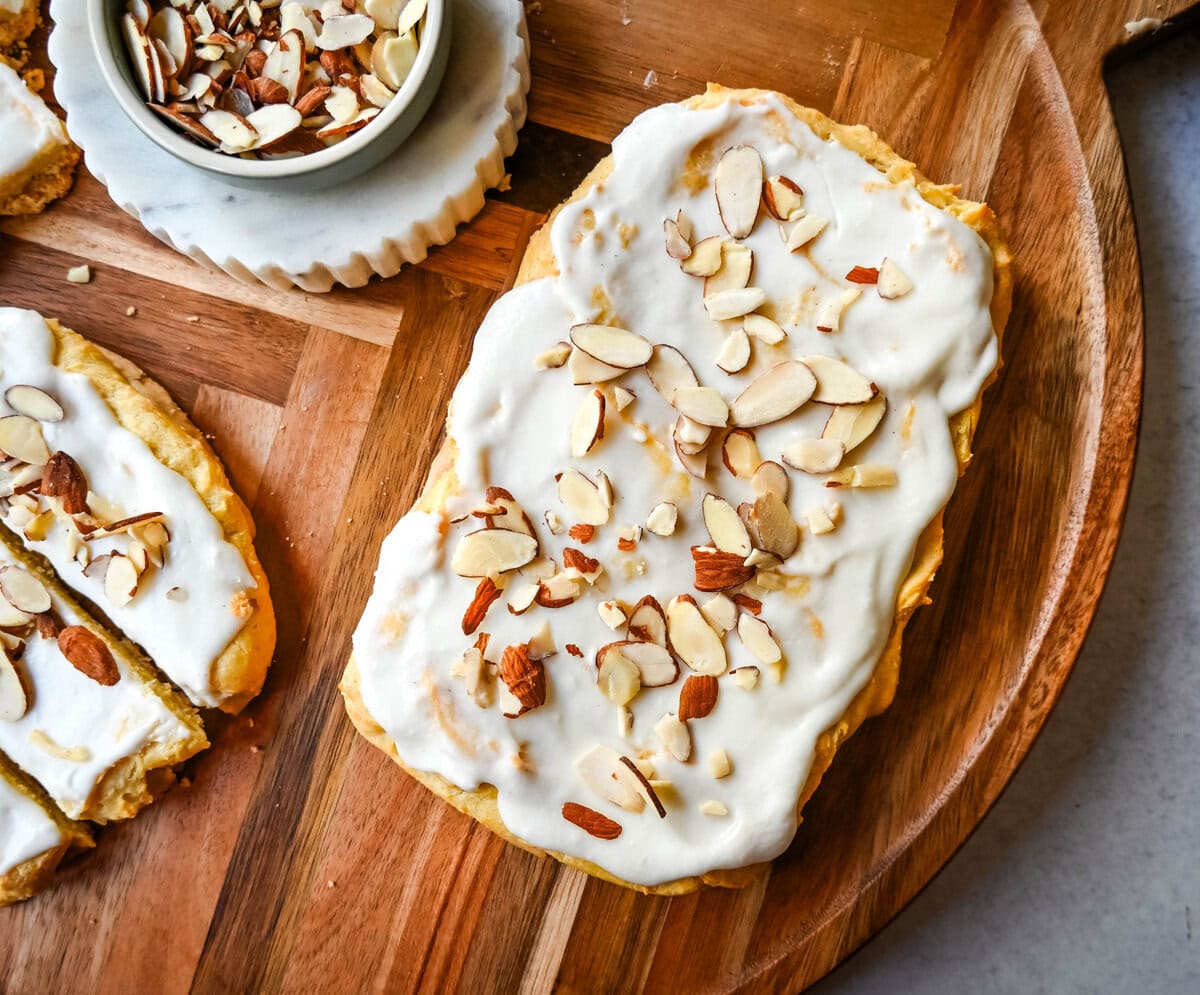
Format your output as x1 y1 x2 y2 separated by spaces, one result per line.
700 594 737 633
536 572 582 608
702 493 752 556
699 799 728 817
674 415 712 454
878 257 914 299
618 756 667 817
704 287 766 321
626 595 668 646
574 745 645 813
761 175 804 221
784 214 829 252
556 470 611 526
462 577 501 635
680 235 723 277
714 145 763 238
743 313 787 345
674 436 709 479
41 452 89 515
562 801 622 840
825 464 898 488
663 216 692 260
534 342 572 370
732 593 762 615
737 613 782 664
0 565 50 614
803 355 878 405
815 288 862 333
654 712 692 762
744 491 799 559
645 502 678 538
0 415 50 466
613 386 636 411
58 625 120 686
498 643 545 716
690 546 755 593
562 546 601 577
751 460 790 500
647 344 699 401
596 649 641 705
569 324 653 370
599 640 677 687
678 674 718 720
715 327 752 374
708 748 733 779
730 361 816 427
702 241 753 297
732 666 761 690
0 646 28 720
569 523 596 543
666 594 727 675
845 265 880 285
451 528 538 577
822 394 887 453
782 437 846 475
720 429 758 479
5 385 64 423
806 505 838 534
103 554 139 607
570 388 606 457
506 581 539 615
671 386 729 428
598 600 626 630
568 347 625 385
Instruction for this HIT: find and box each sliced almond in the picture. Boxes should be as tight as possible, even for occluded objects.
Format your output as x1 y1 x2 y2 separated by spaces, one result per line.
618 756 667 818
671 386 728 428
743 313 787 345
561 801 621 840
744 492 799 559
878 257 914 299
702 493 751 556
666 595 726 675
704 287 766 322
678 674 718 720
122 14 156 101
804 355 878 404
714 145 763 238
103 554 140 608
450 528 538 577
528 622 556 660
700 594 737 633
691 545 755 592
626 595 668 646
674 437 708 478
498 643 546 716
0 416 50 466
805 505 838 534
715 328 751 373
598 600 627 630
737 613 782 664
699 799 729 817
462 577 501 635
0 655 28 721
371 29 419 90
721 428 760 478
569 324 653 370
845 265 880 285
147 6 188 70
506 581 539 615
680 235 724 277
647 344 699 401
245 103 303 150
708 748 733 779
597 649 641 706
620 641 678 686
822 394 887 453
556 470 611 526
199 108 259 151
815 288 862 333
784 214 829 251
762 175 804 221
537 572 583 608
570 389 606 457
664 216 692 260
645 502 678 538
567 346 625 385
730 361 816 427
316 13 375 50
751 460 790 500
574 745 645 813
654 712 692 762
5 386 63 422
674 415 712 454
0 565 50 614
782 437 845 475
825 464 898 488
613 386 636 412
0 596 31 628
732 666 760 690
703 241 753 297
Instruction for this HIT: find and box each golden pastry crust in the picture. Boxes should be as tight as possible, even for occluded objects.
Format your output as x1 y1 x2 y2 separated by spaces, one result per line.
0 754 92 908
0 139 79 216
46 319 277 714
0 1 38 51
342 85 1012 894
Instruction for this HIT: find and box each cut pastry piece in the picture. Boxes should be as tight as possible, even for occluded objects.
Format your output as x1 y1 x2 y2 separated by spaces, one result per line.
0 63 80 217
0 538 208 823
0 309 276 712
344 86 1011 895
0 753 91 908
0 0 38 49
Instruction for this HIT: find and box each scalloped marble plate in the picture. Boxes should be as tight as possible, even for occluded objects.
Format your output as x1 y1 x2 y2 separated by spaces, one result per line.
49 0 529 292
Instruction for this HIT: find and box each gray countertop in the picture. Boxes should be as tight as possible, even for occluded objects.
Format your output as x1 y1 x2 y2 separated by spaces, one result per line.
816 23 1200 995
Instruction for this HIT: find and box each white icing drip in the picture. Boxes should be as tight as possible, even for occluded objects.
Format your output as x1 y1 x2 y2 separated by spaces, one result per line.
0 552 195 818
353 94 998 885
0 309 256 708
0 63 68 186
0 769 63 876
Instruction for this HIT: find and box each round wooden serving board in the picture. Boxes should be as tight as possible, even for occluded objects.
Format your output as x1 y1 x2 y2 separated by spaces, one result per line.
0 0 1190 991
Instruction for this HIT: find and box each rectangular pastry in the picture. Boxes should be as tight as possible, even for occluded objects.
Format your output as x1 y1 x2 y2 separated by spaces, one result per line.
0 308 275 713
0 536 208 823
0 752 91 907
345 86 1011 893
0 61 79 217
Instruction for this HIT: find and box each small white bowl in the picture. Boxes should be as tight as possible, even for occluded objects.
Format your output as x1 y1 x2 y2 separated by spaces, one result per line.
88 0 451 191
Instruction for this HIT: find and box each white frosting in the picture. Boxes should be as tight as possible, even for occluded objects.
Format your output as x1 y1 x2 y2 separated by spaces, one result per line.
353 94 998 885
0 768 64 877
0 551 197 819
0 309 257 708
0 62 68 185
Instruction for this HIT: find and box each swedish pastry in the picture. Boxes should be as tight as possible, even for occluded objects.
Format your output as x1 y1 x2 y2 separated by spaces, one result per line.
0 307 276 903
344 85 1011 893
0 61 80 216
0 753 91 907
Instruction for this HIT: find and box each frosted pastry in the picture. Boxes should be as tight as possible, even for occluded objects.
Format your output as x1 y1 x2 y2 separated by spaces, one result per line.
0 753 91 907
344 86 1011 892
0 308 275 712
0 539 207 823
0 61 79 216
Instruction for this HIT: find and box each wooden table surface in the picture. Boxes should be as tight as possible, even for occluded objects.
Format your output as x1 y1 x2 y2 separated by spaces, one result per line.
0 0 1190 991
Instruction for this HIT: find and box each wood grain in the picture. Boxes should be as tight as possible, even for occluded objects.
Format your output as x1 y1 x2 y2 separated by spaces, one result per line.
1 0 1189 990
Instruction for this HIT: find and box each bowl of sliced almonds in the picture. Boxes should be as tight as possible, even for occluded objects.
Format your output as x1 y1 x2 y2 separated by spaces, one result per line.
89 0 451 190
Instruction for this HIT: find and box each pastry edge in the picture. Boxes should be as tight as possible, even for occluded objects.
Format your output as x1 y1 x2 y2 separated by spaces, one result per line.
341 84 1013 895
